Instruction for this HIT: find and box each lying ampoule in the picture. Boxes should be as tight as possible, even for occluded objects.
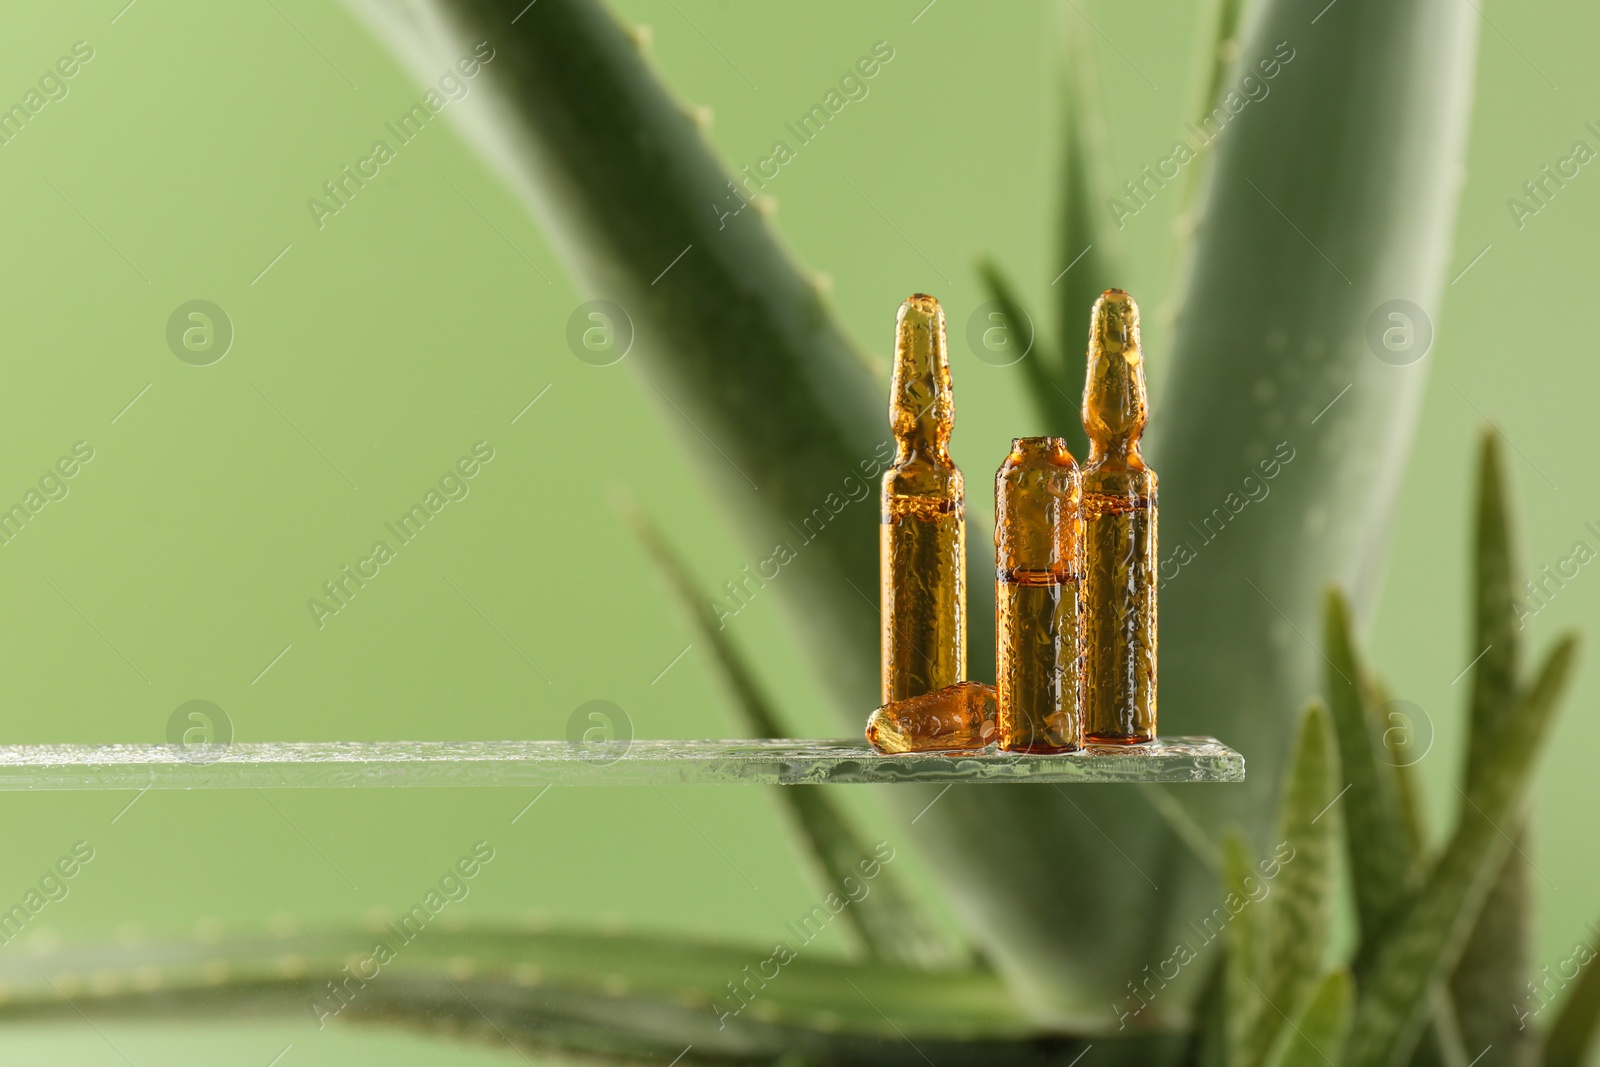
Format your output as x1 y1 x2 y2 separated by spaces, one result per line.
1081 290 1158 743
995 437 1083 752
866 681 997 754
880 294 966 704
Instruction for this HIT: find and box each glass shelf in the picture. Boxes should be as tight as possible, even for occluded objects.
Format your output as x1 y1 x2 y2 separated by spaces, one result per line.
0 737 1241 789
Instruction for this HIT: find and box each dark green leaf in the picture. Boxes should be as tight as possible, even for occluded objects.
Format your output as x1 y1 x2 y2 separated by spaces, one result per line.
1544 924 1600 1067
1451 855 1530 1063
1140 783 1224 873
1452 430 1534 1065
1323 589 1416 961
1261 970 1351 1067
1191 954 1231 1067
1172 0 1250 231
1245 703 1336 1066
1463 430 1522 789
975 257 1076 444
1385 726 1430 860
0 926 1036 1064
1406 994 1470 1067
1345 636 1579 1067
1224 831 1265 1067
1148 0 1480 1020
1368 675 1466 1067
1050 9 1121 460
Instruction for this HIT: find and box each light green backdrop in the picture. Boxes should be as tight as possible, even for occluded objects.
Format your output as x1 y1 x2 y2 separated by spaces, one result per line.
0 0 1592 1062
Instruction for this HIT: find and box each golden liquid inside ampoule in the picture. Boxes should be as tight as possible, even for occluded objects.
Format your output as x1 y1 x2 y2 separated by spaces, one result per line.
866 681 997 754
1081 290 1157 743
880 294 966 704
995 437 1083 752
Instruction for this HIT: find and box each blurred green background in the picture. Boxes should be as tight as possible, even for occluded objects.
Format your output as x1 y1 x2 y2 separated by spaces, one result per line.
0 0 1592 1061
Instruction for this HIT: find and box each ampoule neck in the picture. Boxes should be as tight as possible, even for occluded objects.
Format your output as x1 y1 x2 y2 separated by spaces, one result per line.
1081 289 1149 468
1003 436 1074 471
889 293 955 469
894 435 953 468
1086 437 1144 469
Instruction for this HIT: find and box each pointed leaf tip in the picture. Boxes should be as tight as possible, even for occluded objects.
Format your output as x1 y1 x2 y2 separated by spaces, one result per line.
1454 425 1532 1066
975 257 1079 446
1321 586 1414 966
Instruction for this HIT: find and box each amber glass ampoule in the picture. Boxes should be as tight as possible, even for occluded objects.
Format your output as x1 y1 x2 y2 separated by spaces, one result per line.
866 681 997 754
1081 290 1157 743
880 294 966 704
995 437 1083 752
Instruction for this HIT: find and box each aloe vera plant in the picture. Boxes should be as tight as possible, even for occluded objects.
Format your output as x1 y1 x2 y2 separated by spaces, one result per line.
0 438 1583 1064
6 1 1595 1063
362 0 1489 1014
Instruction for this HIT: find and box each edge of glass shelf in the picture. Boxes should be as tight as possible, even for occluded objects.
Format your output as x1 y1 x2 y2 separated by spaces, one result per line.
0 737 1242 788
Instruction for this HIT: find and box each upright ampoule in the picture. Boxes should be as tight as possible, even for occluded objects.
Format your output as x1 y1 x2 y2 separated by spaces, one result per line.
880 294 966 704
1081 290 1157 743
995 437 1083 752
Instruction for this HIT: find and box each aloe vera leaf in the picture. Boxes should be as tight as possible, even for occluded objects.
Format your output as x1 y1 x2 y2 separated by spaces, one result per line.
1544 925 1600 1067
1223 831 1265 1067
1192 955 1231 1067
1407 994 1470 1067
1450 431 1534 1065
1260 970 1351 1067
1244 704 1335 1067
975 257 1076 441
1462 431 1522 794
1140 784 1224 874
1449 858 1530 1063
1332 644 1469 1067
1342 666 1468 1067
341 0 1167 1015
1144 0 1480 995
1050 6 1121 454
1323 590 1416 960
1344 636 1578 1067
1384 723 1429 859
1160 0 1249 340
624 501 959 969
1171 0 1249 232
1364 672 1458 1064
0 927 1050 1063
